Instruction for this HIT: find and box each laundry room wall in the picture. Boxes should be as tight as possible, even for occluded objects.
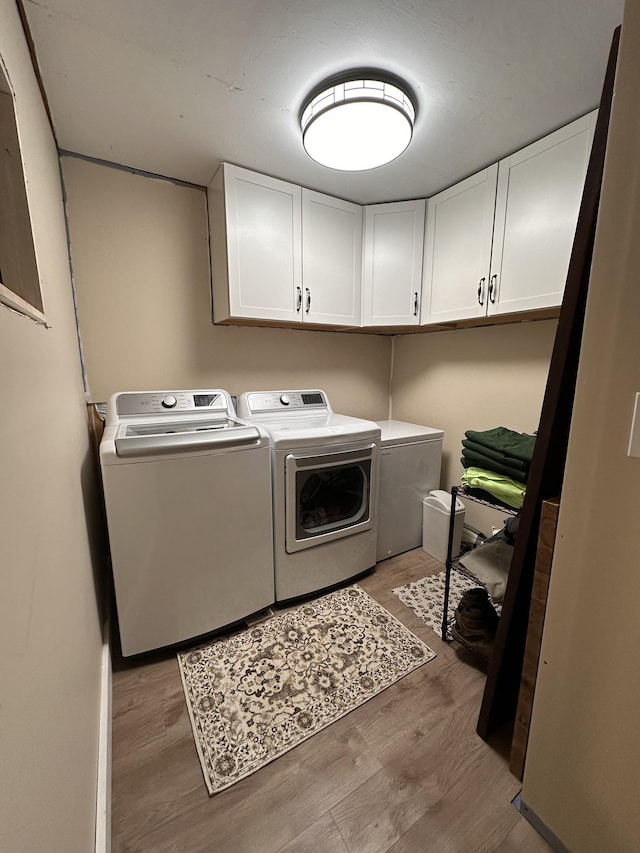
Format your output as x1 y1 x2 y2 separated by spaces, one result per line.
390 320 557 529
61 155 391 420
0 2 104 852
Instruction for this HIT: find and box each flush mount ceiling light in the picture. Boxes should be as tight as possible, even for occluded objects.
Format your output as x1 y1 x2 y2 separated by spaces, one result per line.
300 73 416 171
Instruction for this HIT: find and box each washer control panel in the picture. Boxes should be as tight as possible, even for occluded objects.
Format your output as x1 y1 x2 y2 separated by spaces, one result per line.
243 390 328 414
116 390 229 416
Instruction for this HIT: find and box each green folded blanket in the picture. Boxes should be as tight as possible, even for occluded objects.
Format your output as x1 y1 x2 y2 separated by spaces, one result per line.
464 427 536 464
460 466 526 509
461 449 528 484
461 438 529 472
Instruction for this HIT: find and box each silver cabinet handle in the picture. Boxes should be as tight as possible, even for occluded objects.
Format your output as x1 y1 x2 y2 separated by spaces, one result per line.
305 288 311 313
413 291 419 317
477 277 486 305
489 274 498 304
296 286 302 312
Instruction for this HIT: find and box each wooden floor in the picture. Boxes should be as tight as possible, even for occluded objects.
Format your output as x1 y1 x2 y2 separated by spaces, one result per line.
111 549 549 853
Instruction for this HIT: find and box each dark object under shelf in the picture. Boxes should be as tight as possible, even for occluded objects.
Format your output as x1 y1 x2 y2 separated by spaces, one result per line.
441 485 518 645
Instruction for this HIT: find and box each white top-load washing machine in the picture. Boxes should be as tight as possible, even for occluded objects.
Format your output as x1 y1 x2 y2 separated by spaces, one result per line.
237 390 381 601
100 389 274 656
375 420 444 561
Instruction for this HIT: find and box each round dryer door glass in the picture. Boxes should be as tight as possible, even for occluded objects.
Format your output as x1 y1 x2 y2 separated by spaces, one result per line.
296 460 370 538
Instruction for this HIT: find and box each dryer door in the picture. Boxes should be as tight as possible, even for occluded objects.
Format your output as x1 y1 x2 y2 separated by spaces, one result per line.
284 444 376 553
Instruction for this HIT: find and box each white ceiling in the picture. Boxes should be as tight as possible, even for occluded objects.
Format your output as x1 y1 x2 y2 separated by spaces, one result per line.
22 0 624 204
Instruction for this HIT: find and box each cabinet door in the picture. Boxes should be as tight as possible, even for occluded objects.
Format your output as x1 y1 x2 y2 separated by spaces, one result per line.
301 190 362 326
362 200 426 326
211 163 302 322
421 166 498 325
488 111 596 315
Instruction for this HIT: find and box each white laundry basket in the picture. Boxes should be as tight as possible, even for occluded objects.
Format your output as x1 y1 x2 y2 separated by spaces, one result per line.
422 489 465 563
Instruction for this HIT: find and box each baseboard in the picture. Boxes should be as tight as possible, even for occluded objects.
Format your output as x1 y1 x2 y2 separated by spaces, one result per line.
513 793 569 852
95 622 112 853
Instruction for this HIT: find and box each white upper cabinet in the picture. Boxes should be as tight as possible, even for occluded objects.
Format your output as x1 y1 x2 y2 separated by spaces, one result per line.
488 111 597 315
421 110 596 326
421 166 498 324
209 163 302 323
209 164 361 326
210 111 595 332
362 200 426 326
301 190 362 326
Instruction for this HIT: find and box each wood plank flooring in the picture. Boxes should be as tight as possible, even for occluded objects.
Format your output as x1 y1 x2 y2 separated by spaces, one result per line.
111 549 550 853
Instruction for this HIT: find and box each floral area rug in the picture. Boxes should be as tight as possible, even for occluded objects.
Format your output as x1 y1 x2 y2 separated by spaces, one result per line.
178 585 436 794
393 567 503 641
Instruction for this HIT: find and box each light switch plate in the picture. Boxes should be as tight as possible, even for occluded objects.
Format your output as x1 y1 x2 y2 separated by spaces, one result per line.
628 393 640 457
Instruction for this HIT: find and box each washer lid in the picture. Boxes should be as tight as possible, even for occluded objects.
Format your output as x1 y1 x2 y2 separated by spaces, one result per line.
113 418 261 457
376 419 444 446
121 418 240 437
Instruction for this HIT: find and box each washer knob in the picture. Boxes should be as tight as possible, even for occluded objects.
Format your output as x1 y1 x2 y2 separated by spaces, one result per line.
280 394 290 406
161 394 177 408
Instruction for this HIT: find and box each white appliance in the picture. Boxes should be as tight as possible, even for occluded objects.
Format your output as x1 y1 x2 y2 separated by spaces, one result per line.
100 389 274 656
376 420 444 561
237 390 381 601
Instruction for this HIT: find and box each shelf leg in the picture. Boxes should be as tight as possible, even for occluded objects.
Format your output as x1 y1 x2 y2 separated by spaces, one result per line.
441 486 459 642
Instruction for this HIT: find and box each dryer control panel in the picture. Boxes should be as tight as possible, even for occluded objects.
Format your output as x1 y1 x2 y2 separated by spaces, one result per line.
241 390 329 414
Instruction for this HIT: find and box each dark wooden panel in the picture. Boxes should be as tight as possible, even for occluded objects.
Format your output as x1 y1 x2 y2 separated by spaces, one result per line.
510 497 560 781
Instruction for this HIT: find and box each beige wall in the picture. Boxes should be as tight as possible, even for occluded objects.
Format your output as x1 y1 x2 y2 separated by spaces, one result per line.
391 320 557 529
62 155 391 420
522 9 640 850
0 2 103 852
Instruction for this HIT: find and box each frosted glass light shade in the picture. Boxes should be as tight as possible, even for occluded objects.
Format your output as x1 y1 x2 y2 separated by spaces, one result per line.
301 77 415 171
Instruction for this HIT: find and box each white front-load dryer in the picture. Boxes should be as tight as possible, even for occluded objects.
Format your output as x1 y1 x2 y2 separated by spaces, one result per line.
237 390 381 601
100 389 274 655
